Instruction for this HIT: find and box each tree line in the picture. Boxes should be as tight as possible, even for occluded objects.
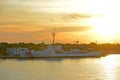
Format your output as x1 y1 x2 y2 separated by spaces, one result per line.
0 42 120 56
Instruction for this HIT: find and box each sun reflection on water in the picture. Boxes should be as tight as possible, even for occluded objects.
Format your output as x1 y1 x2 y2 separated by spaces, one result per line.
100 54 120 80
101 55 118 68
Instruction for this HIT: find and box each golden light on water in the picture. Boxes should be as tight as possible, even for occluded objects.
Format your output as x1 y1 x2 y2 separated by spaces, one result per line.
101 55 118 68
100 55 120 80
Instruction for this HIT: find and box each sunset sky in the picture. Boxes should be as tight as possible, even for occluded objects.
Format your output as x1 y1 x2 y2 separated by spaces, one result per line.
1 0 120 43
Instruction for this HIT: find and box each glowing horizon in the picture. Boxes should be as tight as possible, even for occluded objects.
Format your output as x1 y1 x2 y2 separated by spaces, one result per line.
1 0 120 43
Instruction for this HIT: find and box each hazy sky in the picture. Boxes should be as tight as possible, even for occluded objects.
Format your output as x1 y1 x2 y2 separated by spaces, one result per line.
1 0 120 43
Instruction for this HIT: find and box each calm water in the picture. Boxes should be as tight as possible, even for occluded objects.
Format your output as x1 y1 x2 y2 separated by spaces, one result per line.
0 54 120 80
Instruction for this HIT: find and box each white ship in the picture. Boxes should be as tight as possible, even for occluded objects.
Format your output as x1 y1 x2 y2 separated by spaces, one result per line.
7 45 102 57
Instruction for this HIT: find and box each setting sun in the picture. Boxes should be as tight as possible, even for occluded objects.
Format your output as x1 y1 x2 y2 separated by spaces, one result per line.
1 0 120 43
1 0 120 80
87 16 120 42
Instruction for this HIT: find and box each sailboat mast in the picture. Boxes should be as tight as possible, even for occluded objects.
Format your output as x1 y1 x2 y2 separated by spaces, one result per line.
52 28 56 45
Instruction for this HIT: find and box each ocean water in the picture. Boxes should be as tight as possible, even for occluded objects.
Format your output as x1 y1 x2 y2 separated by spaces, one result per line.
0 54 120 80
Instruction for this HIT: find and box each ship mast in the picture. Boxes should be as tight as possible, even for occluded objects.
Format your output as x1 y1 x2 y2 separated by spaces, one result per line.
52 28 56 45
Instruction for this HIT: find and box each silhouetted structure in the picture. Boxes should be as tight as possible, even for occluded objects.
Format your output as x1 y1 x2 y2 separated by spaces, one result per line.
52 28 56 45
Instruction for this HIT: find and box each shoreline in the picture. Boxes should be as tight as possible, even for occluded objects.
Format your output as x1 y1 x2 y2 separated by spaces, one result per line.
0 55 106 59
